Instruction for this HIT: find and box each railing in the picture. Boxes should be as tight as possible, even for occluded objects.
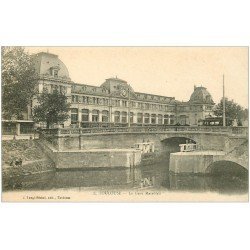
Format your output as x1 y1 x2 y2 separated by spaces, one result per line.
39 126 248 137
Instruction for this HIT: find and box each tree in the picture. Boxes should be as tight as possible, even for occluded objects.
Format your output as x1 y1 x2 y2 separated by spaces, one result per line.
33 90 70 128
2 47 38 119
214 98 248 125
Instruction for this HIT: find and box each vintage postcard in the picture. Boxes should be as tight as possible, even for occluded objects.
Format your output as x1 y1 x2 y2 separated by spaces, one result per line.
1 46 248 202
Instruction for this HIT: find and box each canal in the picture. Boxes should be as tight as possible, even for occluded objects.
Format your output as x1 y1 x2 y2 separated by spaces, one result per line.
3 155 248 194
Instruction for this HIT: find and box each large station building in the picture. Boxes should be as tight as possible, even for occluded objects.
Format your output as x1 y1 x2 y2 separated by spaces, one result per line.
3 52 216 134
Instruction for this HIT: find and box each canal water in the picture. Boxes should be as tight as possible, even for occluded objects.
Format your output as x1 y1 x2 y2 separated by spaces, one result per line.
3 156 248 194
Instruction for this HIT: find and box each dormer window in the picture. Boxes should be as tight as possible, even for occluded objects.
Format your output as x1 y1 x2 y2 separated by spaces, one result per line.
54 70 58 78
50 66 60 78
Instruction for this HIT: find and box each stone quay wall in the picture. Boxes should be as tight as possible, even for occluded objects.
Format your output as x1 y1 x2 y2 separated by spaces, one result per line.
36 138 141 169
169 152 226 174
55 149 141 169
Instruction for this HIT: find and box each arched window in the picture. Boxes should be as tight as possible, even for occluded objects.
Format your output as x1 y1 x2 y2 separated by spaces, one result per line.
92 110 99 122
102 110 109 122
158 114 163 125
144 113 150 124
164 115 169 125
114 111 120 123
82 109 89 122
121 111 127 123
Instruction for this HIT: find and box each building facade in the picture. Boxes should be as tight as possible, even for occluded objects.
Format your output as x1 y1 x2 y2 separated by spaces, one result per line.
4 51 215 134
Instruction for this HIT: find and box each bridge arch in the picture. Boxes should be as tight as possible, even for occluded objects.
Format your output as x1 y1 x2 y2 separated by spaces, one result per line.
161 136 197 153
206 160 248 176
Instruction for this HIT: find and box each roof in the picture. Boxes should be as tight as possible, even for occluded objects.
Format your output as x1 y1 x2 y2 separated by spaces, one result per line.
71 82 176 104
189 86 214 104
105 77 127 83
32 52 71 80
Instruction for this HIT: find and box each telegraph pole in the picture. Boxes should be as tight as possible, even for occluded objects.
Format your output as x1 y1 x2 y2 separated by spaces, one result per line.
223 74 226 127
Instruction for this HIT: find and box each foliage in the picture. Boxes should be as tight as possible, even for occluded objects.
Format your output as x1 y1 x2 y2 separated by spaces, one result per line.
33 90 70 128
2 47 38 119
214 98 248 124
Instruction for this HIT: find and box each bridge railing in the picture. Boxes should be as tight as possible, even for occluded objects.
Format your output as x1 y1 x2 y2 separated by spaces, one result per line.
39 126 248 137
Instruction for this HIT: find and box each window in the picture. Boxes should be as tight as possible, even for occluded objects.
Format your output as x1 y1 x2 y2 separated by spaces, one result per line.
164 115 169 125
82 109 89 122
115 100 120 107
194 114 197 125
170 115 175 125
114 111 120 123
83 96 87 104
51 85 59 93
179 115 187 125
72 95 79 103
103 98 108 106
121 112 127 123
50 67 59 78
130 112 133 123
75 95 79 103
168 106 173 111
144 113 150 124
92 110 99 122
71 108 78 124
151 114 156 124
158 114 163 124
137 113 143 123
102 110 109 122
122 100 127 107
89 97 93 104
59 85 66 94
54 70 58 78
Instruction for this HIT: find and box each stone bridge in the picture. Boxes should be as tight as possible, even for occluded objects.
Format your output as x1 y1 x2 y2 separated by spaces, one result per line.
210 140 248 170
169 137 248 173
39 126 248 172
41 126 248 153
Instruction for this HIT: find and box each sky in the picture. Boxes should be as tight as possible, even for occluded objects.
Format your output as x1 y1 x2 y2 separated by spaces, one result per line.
27 47 248 108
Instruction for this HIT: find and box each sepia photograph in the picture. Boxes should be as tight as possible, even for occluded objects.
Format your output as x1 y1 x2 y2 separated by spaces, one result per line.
1 46 248 202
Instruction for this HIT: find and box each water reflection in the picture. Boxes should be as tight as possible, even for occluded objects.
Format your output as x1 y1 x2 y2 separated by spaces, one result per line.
3 160 248 194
